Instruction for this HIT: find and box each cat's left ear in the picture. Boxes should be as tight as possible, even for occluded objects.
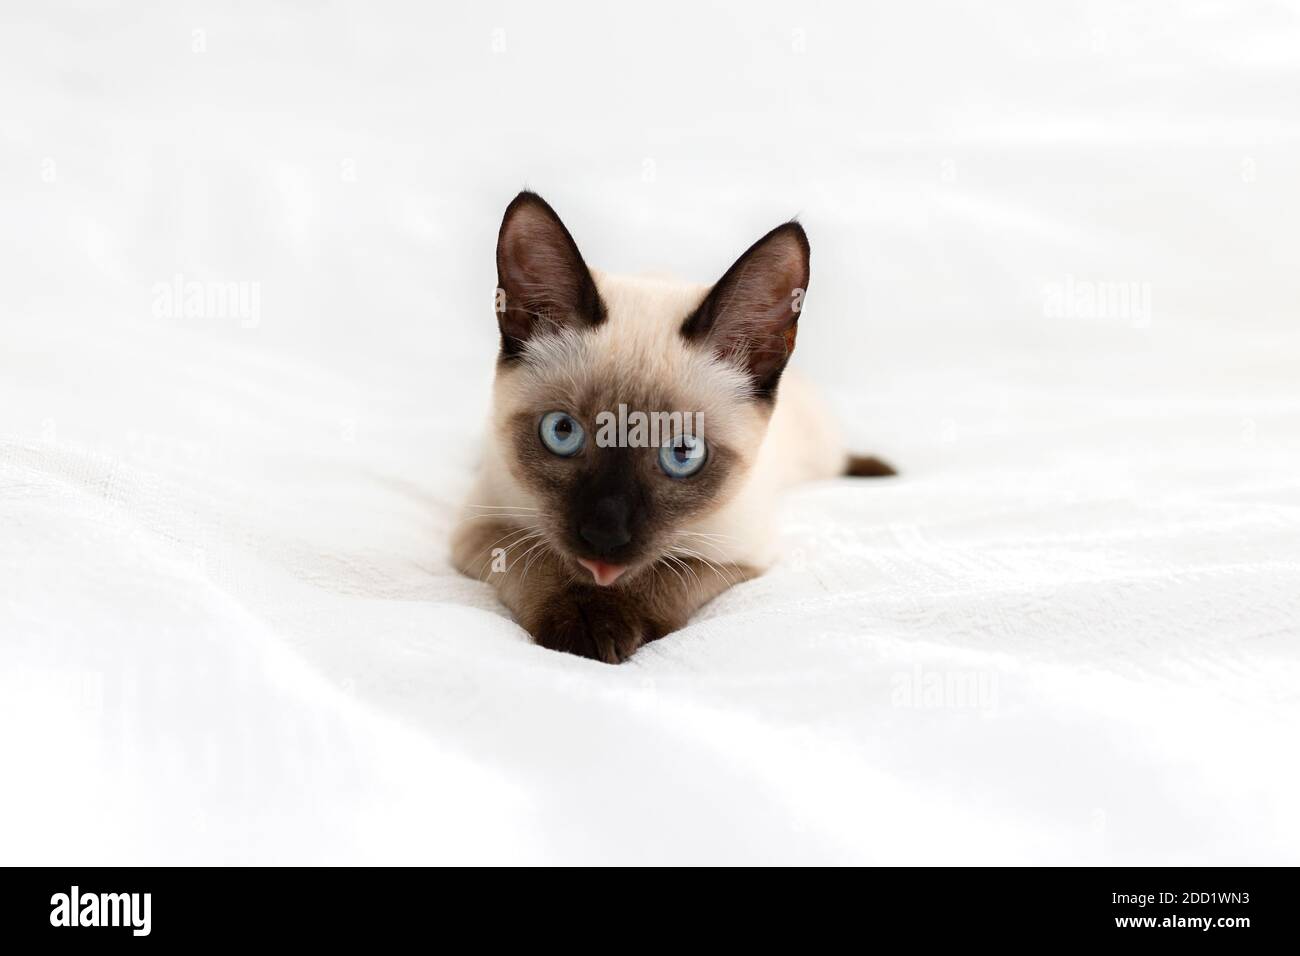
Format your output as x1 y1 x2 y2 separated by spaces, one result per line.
681 221 809 398
495 191 606 358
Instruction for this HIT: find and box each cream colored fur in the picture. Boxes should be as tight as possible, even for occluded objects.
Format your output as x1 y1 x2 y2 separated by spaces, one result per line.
460 268 847 573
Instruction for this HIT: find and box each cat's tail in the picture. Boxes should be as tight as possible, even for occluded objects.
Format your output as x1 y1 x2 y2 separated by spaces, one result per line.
843 454 898 478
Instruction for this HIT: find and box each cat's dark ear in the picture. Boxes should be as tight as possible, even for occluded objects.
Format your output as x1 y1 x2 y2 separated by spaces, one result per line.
495 191 605 358
680 221 809 398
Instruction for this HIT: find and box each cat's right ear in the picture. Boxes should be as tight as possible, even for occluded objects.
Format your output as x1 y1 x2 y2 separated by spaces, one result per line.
680 221 810 399
494 191 606 358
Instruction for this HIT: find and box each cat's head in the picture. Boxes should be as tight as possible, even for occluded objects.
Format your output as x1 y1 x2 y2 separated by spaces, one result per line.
489 190 808 586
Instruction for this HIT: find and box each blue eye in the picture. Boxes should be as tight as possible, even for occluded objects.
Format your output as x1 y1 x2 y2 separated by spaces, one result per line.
659 434 708 478
539 411 585 457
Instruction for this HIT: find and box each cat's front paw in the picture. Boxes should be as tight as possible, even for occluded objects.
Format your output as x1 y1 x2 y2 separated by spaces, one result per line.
529 585 664 664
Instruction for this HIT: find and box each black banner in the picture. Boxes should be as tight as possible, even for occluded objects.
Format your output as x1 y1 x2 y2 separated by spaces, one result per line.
0 866 1291 944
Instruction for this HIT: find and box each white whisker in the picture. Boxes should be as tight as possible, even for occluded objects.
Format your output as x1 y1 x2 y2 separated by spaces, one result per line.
664 551 703 591
671 544 739 587
518 539 553 583
657 554 689 592
474 526 542 579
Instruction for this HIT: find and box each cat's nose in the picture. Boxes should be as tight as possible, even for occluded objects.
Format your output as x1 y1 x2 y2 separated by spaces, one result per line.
578 495 632 556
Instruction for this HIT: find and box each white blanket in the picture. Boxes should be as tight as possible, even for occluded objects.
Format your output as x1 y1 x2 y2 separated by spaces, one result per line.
3 1 1298 864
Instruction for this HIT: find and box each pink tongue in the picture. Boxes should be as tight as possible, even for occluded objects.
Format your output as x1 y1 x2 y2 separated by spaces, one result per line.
578 558 629 587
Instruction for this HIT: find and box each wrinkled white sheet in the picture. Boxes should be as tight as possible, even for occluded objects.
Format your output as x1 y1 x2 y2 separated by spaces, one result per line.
2 1 1299 864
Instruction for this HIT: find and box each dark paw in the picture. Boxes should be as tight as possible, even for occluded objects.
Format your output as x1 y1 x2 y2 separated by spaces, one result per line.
530 586 664 663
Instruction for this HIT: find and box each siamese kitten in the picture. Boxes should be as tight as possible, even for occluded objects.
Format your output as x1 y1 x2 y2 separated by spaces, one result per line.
452 191 894 663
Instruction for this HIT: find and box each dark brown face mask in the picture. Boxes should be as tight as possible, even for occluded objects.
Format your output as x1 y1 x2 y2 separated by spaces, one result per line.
506 393 737 581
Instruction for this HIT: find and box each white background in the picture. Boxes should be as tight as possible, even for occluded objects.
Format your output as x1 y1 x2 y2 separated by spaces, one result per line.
2 1 1298 863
